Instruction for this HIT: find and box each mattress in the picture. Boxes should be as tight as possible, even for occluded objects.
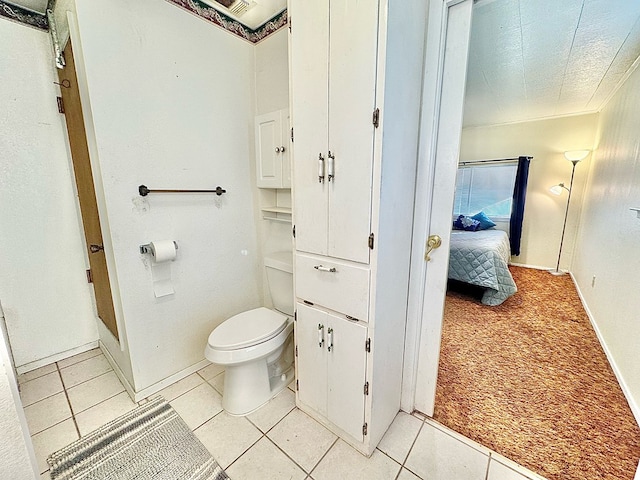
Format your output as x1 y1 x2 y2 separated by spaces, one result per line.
448 229 517 306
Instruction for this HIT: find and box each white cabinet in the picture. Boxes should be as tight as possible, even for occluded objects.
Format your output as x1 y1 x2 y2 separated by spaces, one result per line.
296 303 368 441
255 109 291 189
290 0 378 264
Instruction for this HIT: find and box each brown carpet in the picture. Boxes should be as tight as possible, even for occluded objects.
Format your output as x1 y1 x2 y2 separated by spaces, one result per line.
433 266 640 480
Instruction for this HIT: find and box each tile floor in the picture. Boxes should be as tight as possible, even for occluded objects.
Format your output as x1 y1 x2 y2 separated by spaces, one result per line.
19 348 546 480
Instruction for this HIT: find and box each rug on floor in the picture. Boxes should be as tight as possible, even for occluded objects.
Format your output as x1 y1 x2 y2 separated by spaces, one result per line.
434 266 640 480
47 396 228 480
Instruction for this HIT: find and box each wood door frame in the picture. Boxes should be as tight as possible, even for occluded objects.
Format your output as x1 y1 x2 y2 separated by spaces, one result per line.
65 13 127 351
400 0 473 414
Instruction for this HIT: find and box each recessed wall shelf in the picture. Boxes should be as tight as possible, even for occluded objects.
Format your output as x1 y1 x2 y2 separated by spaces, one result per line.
261 206 292 223
630 207 640 218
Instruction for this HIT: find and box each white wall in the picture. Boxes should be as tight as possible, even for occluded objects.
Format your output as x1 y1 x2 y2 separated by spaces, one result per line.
0 19 99 370
460 114 599 269
572 64 640 419
74 0 262 391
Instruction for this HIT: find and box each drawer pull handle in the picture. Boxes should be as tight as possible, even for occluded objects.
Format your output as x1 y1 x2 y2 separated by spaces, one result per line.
327 327 334 352
318 324 324 348
314 265 337 273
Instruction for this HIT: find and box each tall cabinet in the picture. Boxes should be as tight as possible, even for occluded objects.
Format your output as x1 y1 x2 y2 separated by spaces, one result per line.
289 0 430 455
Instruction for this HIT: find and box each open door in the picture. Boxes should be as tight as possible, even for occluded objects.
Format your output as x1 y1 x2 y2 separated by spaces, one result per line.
402 0 473 416
58 41 118 340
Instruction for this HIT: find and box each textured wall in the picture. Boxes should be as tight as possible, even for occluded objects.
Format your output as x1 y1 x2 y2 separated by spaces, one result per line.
572 65 640 419
0 19 99 369
75 0 262 391
460 114 599 269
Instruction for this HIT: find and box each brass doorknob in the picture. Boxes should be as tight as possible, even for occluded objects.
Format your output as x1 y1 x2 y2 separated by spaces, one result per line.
424 235 442 261
89 244 104 253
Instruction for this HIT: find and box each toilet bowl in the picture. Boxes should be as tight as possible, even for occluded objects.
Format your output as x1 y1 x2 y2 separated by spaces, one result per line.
204 252 294 416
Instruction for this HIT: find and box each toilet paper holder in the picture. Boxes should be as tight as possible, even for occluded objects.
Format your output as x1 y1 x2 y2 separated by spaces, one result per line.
140 241 178 255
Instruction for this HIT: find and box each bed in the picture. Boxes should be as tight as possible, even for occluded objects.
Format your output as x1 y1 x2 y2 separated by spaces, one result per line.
448 229 517 306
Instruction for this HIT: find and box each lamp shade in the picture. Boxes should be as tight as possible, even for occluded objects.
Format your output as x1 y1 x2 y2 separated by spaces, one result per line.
550 185 564 195
564 150 590 162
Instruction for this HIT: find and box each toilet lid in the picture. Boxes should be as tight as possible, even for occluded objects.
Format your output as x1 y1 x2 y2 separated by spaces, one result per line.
208 307 288 351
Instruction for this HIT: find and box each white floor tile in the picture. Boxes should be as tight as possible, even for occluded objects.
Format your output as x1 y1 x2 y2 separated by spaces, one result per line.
377 411 423 464
312 439 401 480
170 383 223 430
17 364 57 385
247 388 295 433
20 371 64 407
154 373 204 402
197 363 225 382
59 354 112 389
487 459 532 480
397 468 422 480
488 453 546 480
405 422 489 480
56 348 101 369
226 437 306 480
75 391 137 437
268 409 337 473
24 392 72 435
31 419 78 473
66 371 125 414
40 472 51 479
194 411 262 469
207 372 224 395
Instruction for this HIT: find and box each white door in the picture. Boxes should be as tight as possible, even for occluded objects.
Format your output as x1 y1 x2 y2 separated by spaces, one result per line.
290 0 329 257
402 0 474 416
327 0 379 264
255 111 283 188
327 315 367 441
296 303 328 417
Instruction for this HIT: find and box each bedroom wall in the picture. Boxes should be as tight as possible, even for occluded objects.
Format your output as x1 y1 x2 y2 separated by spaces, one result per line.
572 64 640 420
0 18 99 371
460 114 599 269
74 0 262 392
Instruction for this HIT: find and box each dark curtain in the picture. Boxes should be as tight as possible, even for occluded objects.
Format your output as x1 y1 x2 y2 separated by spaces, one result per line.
509 156 531 255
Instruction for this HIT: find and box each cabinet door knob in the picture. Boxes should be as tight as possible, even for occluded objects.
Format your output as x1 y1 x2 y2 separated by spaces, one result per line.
275 147 281 153
280 146 286 153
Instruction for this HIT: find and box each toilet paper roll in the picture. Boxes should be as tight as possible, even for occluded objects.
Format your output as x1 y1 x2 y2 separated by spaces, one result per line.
150 240 177 263
149 240 177 297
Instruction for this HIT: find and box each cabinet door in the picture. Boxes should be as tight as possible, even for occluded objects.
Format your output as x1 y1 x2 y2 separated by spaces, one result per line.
296 303 328 418
327 314 367 441
290 0 330 256
327 0 379 264
255 111 283 188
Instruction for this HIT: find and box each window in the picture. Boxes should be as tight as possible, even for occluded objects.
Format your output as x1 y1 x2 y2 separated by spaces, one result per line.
453 163 518 219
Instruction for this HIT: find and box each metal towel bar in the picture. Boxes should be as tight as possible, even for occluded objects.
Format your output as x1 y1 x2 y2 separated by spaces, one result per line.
138 185 227 197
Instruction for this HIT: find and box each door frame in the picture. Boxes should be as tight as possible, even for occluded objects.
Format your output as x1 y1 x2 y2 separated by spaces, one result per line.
401 0 473 414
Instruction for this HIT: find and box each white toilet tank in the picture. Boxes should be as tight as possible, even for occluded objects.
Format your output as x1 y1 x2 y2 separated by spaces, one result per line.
264 251 293 316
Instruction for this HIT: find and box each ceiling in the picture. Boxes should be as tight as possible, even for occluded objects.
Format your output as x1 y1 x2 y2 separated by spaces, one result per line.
190 0 286 29
464 0 640 127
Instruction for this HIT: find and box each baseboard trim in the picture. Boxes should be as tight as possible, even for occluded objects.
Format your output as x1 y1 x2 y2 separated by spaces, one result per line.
16 341 99 375
99 340 136 401
131 359 210 402
509 262 554 271
570 272 640 425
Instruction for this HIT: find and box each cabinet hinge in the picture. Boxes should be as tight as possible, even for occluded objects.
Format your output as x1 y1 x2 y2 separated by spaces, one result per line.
292 225 296 238
346 315 359 322
372 108 380 128
363 423 368 436
290 127 294 142
86 269 93 283
295 345 298 357
368 233 374 250
365 338 371 353
288 17 292 33
294 310 297 321
364 381 369 396
296 379 299 391
57 96 65 114
303 300 314 306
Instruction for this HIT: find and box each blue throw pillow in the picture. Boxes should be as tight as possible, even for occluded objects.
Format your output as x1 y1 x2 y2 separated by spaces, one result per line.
453 215 481 231
471 211 496 230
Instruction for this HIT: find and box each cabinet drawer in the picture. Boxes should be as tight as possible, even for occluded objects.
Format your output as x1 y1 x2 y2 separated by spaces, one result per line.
295 253 370 321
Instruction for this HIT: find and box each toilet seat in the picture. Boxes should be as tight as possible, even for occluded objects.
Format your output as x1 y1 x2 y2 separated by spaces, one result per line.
208 307 287 351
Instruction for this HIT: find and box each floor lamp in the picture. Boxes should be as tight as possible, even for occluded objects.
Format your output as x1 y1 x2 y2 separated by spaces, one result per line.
549 150 590 275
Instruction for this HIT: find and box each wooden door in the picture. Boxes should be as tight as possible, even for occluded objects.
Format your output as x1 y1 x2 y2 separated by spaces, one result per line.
327 0 379 264
290 0 330 257
327 314 367 441
295 303 328 417
255 111 283 188
58 41 118 339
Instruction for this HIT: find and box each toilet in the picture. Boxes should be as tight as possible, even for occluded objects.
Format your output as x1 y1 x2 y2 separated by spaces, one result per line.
204 251 294 416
